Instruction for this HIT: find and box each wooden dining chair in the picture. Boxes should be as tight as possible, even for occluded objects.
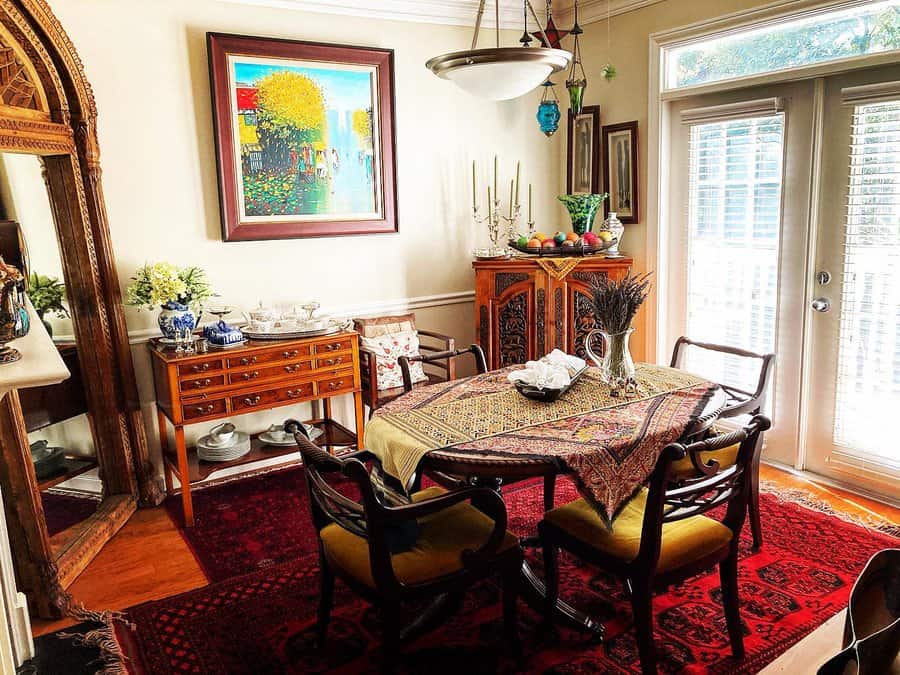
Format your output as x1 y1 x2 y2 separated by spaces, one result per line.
670 336 775 549
398 344 488 393
288 422 524 670
539 415 771 675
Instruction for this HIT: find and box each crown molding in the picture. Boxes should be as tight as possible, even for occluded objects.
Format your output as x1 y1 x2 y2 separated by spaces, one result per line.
556 0 667 26
217 0 544 29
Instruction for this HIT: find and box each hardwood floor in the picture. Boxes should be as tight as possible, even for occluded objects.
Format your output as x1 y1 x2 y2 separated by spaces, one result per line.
30 463 899 674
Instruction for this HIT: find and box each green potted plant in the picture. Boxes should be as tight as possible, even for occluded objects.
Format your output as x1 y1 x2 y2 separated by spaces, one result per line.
28 272 69 337
125 263 212 340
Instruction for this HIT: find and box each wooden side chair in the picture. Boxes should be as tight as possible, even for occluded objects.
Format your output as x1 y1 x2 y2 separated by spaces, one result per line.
289 422 524 670
539 416 771 675
670 336 775 549
398 344 488 392
355 313 457 418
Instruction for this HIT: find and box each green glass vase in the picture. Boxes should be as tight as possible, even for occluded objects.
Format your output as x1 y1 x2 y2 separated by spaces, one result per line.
558 193 608 235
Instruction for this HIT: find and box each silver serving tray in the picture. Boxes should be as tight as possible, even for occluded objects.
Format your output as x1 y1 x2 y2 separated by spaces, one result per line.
243 322 347 341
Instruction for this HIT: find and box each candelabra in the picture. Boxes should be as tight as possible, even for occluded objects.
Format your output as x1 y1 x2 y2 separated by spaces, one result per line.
473 199 521 256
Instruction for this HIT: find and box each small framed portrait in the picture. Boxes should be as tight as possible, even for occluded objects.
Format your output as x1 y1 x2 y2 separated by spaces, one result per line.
601 121 639 223
567 105 601 194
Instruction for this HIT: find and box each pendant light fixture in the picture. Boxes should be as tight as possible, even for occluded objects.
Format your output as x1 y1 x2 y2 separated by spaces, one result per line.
566 0 587 115
532 0 568 49
536 80 561 136
426 0 571 102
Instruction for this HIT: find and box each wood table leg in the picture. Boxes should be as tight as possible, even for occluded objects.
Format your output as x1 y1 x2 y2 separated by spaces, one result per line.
174 426 194 527
353 391 365 449
322 396 332 421
157 408 173 496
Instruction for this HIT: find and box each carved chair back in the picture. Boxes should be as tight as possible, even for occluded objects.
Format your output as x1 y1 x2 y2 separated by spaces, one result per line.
670 337 775 418
399 344 488 393
636 415 771 575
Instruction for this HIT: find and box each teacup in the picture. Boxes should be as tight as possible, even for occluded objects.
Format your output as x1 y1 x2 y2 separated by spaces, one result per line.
210 422 236 446
250 319 274 333
279 318 299 330
266 424 289 442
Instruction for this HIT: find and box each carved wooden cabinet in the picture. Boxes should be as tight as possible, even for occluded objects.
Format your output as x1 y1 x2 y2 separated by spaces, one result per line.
473 256 633 369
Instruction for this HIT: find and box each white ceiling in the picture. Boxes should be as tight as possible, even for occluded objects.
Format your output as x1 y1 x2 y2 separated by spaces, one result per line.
218 0 666 29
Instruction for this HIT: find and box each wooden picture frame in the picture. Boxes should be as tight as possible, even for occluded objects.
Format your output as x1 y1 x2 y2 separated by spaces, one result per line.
567 106 601 194
601 121 639 224
208 33 399 241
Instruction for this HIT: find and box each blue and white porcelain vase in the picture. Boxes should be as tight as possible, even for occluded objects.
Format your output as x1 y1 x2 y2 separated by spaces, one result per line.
158 301 196 340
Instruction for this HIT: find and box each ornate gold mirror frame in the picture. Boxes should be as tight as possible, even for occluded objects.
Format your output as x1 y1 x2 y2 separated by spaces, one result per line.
0 0 158 618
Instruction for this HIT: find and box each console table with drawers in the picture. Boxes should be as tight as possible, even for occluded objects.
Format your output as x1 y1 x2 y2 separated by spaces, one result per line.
148 331 364 526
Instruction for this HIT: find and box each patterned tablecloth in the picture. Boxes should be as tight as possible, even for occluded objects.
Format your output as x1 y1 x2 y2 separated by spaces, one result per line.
365 363 720 524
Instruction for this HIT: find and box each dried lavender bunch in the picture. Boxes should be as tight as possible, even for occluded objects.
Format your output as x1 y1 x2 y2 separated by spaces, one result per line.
590 272 652 334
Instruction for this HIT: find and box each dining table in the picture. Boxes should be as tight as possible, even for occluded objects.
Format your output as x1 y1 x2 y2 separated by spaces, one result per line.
364 362 726 637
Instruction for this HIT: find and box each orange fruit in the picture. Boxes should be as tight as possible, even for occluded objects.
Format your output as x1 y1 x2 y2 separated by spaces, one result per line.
527 238 541 248
566 232 580 242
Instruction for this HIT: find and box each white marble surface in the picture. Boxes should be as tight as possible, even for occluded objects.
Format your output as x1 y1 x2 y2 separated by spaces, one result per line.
0 296 69 397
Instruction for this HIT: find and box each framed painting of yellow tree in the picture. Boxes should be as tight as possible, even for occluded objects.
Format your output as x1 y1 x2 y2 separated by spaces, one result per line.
208 34 398 240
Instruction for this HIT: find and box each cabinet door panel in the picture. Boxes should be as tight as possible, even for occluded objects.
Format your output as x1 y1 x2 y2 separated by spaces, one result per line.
493 287 534 367
567 271 608 361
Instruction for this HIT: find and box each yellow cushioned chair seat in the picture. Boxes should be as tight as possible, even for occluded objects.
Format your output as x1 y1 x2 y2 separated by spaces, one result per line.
320 487 519 588
544 489 733 573
670 442 740 480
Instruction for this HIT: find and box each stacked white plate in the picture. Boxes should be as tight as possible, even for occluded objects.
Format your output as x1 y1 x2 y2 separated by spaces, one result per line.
197 432 251 462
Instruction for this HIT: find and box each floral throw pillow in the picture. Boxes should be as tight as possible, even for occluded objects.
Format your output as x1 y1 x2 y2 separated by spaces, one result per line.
360 330 429 391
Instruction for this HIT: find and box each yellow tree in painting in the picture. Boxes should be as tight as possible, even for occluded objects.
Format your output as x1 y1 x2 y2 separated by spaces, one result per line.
256 71 326 170
352 107 373 150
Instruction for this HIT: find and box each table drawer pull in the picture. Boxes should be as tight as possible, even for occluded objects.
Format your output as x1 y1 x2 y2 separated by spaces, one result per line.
192 363 210 373
193 378 212 389
286 389 304 399
242 371 260 381
243 395 261 406
327 380 345 391
282 349 299 358
195 404 215 415
284 364 303 373
322 356 344 367
240 356 258 366
324 343 342 352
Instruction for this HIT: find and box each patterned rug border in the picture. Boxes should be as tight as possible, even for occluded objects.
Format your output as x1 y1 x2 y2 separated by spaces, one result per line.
759 479 900 538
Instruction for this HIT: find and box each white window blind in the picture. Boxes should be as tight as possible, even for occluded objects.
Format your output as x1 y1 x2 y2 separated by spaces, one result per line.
683 114 785 399
833 100 900 469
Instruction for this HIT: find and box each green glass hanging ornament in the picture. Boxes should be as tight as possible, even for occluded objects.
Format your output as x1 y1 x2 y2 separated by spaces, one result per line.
536 80 561 137
566 7 586 115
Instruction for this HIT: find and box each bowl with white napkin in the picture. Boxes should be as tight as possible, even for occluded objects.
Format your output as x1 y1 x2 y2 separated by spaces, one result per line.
508 350 587 402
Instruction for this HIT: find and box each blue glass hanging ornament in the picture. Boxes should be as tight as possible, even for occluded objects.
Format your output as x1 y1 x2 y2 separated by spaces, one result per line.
536 80 561 137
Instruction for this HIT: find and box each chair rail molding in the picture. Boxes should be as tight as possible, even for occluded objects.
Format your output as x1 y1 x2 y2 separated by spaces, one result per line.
217 0 662 27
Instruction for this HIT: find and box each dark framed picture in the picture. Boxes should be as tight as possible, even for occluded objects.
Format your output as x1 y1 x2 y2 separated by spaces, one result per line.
208 33 398 241
567 105 601 194
601 121 639 223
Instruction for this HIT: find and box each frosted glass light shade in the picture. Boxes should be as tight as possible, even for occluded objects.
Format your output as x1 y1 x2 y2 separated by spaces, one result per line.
426 48 571 101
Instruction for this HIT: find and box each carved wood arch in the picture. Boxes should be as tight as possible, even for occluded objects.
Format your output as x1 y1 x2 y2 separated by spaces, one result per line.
0 0 159 619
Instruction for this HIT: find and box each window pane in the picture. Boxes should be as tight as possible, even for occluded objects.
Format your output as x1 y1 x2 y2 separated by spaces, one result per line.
666 1 900 89
833 100 900 469
684 115 784 399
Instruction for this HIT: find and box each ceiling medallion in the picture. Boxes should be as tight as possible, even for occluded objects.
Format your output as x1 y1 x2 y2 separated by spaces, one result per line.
425 0 572 102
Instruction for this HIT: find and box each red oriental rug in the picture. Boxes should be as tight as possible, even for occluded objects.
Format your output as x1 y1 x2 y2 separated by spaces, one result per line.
129 468 897 674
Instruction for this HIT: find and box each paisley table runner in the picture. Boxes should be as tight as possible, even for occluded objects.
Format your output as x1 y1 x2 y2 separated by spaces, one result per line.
365 363 719 523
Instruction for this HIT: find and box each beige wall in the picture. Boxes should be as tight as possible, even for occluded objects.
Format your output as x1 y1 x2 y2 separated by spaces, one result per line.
568 0 767 361
47 0 561 475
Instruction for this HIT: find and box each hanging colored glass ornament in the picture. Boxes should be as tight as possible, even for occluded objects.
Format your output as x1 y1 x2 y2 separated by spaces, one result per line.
532 0 568 49
565 1 587 115
536 80 561 137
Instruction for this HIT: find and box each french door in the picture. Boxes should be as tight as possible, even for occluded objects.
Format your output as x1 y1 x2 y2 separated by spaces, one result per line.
667 67 900 500
805 65 900 498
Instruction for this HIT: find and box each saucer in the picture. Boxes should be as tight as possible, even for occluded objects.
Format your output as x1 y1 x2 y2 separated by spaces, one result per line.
260 426 322 446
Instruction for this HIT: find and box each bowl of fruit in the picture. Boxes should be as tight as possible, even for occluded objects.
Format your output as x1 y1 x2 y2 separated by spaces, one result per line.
510 230 617 256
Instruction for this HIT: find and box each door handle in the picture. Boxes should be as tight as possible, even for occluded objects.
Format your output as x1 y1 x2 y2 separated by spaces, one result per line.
811 297 831 313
